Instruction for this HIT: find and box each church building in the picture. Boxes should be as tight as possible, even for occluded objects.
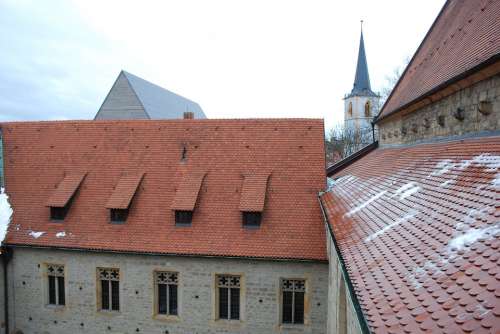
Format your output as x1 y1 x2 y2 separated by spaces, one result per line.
343 24 380 154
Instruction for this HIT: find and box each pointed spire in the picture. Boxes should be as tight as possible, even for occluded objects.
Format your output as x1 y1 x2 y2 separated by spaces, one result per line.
350 21 376 97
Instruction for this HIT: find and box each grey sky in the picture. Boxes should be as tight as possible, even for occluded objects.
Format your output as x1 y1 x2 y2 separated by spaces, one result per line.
0 0 445 129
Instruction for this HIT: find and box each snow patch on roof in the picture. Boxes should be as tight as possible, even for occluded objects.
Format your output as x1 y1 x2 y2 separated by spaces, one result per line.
393 182 421 200
431 154 500 177
55 231 66 238
448 225 500 251
345 190 387 217
365 210 418 242
439 179 456 188
28 231 45 239
0 187 13 243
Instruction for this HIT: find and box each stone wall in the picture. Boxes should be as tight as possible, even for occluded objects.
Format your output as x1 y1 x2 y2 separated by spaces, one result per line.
379 75 500 146
326 232 362 334
0 257 4 334
8 247 328 334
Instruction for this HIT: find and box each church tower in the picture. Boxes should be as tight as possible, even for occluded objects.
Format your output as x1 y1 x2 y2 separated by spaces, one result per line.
344 22 380 149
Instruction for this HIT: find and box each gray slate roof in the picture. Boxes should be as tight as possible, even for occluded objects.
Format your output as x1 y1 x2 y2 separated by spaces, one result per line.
348 31 378 98
123 71 205 119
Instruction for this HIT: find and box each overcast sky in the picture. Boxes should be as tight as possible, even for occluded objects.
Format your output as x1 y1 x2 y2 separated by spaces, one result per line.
0 0 445 130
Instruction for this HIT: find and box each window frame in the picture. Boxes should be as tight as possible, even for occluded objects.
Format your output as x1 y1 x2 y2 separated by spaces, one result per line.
97 267 120 312
154 270 180 319
242 211 262 227
175 210 193 226
214 274 244 322
280 278 307 326
110 208 129 224
45 263 66 308
364 101 371 117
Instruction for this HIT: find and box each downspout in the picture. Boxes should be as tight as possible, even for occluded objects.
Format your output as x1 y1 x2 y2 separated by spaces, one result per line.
371 122 375 143
318 195 371 334
2 246 12 334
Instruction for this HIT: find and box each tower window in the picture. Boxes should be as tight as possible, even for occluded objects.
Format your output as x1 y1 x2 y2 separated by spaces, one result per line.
364 101 371 117
348 102 353 117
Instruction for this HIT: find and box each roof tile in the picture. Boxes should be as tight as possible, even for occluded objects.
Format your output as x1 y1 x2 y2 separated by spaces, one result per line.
239 172 271 212
46 173 86 207
321 135 500 333
105 173 144 209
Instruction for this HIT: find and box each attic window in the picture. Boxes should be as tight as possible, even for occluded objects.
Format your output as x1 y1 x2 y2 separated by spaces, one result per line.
171 171 206 226
175 210 193 226
50 207 69 221
239 173 270 228
105 173 144 224
47 173 86 222
110 209 129 224
242 212 262 227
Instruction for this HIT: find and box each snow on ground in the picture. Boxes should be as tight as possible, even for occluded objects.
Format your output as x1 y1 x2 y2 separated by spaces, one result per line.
344 190 387 217
0 187 13 243
29 231 45 239
365 210 418 242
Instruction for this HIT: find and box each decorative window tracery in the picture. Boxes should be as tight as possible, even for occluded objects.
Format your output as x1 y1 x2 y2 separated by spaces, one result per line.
156 271 178 316
98 268 120 311
281 279 306 324
47 264 65 306
217 275 241 320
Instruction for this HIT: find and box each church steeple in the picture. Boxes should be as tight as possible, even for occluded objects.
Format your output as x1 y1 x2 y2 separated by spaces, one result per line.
350 21 376 97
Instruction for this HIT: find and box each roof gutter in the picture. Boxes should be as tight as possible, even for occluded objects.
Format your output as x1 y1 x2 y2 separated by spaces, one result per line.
318 195 371 334
326 141 378 177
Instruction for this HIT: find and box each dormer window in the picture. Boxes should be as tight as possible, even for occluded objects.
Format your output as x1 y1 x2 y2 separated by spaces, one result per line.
175 210 193 225
110 209 129 223
171 171 206 227
50 206 69 221
105 173 144 224
46 173 86 222
242 212 262 227
239 173 270 228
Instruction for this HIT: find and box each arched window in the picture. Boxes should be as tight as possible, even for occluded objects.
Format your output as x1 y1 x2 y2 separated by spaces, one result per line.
364 101 371 117
348 102 353 117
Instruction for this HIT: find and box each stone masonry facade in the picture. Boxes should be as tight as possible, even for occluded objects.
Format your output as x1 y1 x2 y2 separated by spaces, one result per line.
378 74 500 146
6 247 328 334
326 232 362 334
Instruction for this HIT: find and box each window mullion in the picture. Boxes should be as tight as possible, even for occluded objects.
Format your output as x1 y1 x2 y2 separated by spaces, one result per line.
227 288 231 320
108 280 112 311
166 283 170 315
292 287 295 324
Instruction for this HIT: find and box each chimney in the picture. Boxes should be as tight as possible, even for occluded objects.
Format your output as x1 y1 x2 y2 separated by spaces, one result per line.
183 111 194 119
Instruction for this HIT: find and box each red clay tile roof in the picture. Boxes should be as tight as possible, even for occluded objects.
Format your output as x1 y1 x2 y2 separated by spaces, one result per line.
1 119 327 261
321 135 500 333
239 172 270 212
171 170 206 211
46 173 86 207
379 0 500 120
105 173 144 209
